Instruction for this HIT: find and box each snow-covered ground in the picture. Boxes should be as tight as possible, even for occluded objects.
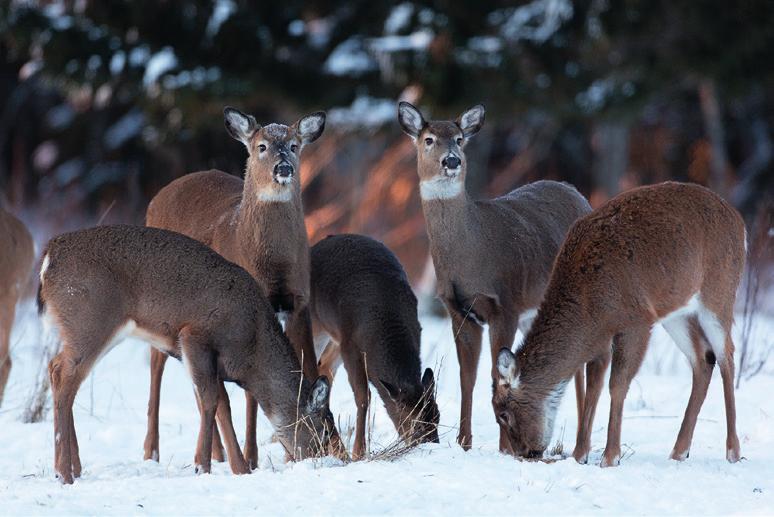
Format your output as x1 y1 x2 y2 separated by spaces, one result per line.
1 302 772 515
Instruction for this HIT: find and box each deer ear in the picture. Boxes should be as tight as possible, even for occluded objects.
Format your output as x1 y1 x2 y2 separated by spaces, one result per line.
224 107 259 147
496 348 519 388
457 104 485 138
397 101 426 139
421 367 435 393
379 379 402 401
308 376 331 412
295 111 326 145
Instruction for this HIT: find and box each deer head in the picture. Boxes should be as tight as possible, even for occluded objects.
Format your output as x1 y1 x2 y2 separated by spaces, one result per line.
398 102 485 200
380 367 440 445
224 107 325 200
492 348 557 458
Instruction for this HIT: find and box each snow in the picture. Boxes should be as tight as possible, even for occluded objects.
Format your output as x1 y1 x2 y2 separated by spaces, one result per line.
384 3 414 35
497 0 573 43
327 96 396 129
143 47 178 87
1 302 773 515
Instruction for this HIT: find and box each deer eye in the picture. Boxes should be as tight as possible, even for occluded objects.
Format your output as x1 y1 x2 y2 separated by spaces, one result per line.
291 144 298 152
258 144 267 153
424 137 434 146
456 137 463 145
497 412 509 425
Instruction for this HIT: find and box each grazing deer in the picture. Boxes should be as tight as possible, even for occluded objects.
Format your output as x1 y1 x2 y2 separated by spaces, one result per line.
0 207 34 405
398 102 591 452
38 225 345 484
494 182 745 466
310 234 440 460
144 107 325 468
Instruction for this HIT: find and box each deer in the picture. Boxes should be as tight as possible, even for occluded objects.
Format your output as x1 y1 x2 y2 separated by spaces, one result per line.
144 107 325 468
310 234 440 460
493 182 745 466
38 225 345 484
398 102 592 453
0 206 34 405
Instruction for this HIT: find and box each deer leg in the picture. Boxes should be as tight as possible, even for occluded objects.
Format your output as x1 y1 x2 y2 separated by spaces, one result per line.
665 316 713 461
574 368 585 437
450 311 483 451
144 348 168 461
286 304 319 381
573 350 611 464
602 327 649 467
215 382 250 474
718 334 740 463
318 340 342 385
0 299 15 406
49 352 90 484
488 315 519 455
244 393 259 470
211 420 225 462
341 344 369 460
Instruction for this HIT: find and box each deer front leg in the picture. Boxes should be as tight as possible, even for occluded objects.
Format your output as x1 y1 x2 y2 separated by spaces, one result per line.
488 314 519 455
573 350 611 464
342 346 369 460
601 327 649 467
286 303 319 381
181 333 219 475
449 310 483 451
244 393 259 470
215 382 250 474
144 348 168 461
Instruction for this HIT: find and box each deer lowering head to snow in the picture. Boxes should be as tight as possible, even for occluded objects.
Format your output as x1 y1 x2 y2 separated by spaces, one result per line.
493 182 745 466
310 234 440 460
144 107 325 468
38 225 345 484
398 102 591 452
0 207 34 405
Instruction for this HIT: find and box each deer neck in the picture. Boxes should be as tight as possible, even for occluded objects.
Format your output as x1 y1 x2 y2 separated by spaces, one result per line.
420 186 480 274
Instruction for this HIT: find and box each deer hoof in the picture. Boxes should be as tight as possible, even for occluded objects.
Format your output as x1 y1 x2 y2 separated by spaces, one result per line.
600 454 620 468
726 448 741 463
670 449 689 461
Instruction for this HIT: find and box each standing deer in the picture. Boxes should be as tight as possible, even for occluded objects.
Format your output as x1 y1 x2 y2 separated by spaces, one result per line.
0 206 34 405
494 182 745 466
144 107 325 468
311 234 440 459
38 225 345 484
398 102 591 452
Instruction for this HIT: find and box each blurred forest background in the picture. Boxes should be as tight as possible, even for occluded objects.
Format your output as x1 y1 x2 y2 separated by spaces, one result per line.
1 0 773 309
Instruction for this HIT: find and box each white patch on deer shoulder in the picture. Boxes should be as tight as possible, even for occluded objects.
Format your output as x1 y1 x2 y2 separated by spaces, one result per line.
39 253 50 284
257 185 293 202
420 176 463 200
542 379 569 448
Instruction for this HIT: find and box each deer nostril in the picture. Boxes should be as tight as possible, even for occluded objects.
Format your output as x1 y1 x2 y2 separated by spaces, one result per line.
443 156 461 169
274 163 294 177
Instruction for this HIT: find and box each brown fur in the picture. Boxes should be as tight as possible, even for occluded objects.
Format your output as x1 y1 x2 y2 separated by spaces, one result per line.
39 225 345 484
144 108 324 468
310 234 440 459
398 102 591 452
0 207 33 405
493 182 745 466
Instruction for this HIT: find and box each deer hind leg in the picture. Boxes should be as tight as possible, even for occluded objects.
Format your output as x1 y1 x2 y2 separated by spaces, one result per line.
488 314 519 455
696 302 740 463
573 350 612 464
601 326 650 467
341 344 369 460
144 348 168 461
244 393 259 470
664 315 714 461
215 382 250 474
0 298 15 406
450 310 483 451
574 369 586 438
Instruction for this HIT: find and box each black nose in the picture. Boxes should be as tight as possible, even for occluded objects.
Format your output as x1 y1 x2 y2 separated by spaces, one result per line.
442 156 461 169
274 163 294 177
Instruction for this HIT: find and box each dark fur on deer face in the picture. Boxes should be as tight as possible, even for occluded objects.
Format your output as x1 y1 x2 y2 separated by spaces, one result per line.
492 348 563 458
398 101 484 200
380 368 440 444
224 107 325 199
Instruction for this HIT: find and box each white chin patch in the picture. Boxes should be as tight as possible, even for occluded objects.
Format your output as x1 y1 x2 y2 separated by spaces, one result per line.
257 185 293 202
275 175 293 185
420 176 463 200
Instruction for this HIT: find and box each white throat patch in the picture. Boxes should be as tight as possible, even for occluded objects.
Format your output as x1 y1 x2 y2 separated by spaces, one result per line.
420 176 463 200
257 185 293 202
